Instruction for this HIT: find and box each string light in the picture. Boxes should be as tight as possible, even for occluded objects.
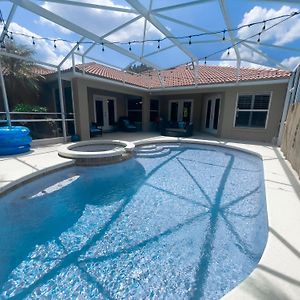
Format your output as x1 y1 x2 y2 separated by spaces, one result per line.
76 42 80 51
198 11 296 67
0 11 297 51
257 32 261 43
0 9 298 69
0 10 4 25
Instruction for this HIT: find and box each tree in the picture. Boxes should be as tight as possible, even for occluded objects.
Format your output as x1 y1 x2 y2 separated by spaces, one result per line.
125 63 153 74
0 41 43 105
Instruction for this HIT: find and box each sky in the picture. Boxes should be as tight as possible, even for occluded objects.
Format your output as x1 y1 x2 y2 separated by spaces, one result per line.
0 0 300 71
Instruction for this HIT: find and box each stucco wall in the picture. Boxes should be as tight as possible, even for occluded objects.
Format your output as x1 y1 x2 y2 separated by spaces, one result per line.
219 83 288 143
71 76 288 142
71 77 149 139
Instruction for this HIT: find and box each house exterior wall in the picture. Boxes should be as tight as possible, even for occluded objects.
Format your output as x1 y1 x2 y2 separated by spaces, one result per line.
71 75 288 142
71 77 148 139
219 83 287 143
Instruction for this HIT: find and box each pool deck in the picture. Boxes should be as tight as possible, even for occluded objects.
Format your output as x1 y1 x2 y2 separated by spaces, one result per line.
0 132 299 299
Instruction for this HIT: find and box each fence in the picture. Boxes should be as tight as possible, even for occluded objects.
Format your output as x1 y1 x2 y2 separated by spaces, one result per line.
281 102 300 178
0 111 75 139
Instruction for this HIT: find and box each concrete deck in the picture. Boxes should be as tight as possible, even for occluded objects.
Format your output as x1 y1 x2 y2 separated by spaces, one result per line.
0 132 299 299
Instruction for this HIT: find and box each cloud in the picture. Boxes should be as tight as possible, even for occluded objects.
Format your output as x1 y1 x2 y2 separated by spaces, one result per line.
40 0 163 42
219 5 300 70
237 5 300 46
281 56 300 70
36 18 73 35
1 22 81 68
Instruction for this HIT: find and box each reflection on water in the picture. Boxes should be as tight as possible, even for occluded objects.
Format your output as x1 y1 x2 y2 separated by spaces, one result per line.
0 144 268 299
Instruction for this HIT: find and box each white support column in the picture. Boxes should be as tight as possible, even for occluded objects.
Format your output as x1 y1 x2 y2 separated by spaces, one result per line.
82 55 85 75
277 73 294 146
57 67 67 142
72 53 75 74
218 0 241 68
0 60 11 126
0 4 17 43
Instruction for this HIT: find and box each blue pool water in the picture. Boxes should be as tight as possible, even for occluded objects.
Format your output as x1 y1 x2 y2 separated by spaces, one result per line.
0 143 268 299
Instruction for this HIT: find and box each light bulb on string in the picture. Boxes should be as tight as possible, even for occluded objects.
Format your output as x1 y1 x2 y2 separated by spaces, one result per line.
101 42 104 52
262 21 266 31
227 48 230 56
32 36 35 45
54 40 57 49
189 36 192 45
128 42 132 51
257 33 261 43
76 42 80 51
204 57 207 65
157 40 160 49
222 30 226 41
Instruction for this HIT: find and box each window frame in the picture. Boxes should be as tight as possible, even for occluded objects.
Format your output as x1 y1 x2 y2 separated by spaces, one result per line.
233 92 272 129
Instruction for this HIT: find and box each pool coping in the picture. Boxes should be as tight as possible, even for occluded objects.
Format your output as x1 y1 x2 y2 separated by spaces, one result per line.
58 139 135 159
0 136 299 299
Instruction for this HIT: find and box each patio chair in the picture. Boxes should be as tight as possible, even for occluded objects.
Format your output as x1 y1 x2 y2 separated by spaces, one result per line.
118 117 137 132
90 122 102 138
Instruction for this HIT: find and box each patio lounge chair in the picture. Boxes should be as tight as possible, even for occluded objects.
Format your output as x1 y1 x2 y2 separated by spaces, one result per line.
90 122 102 138
118 117 137 132
161 121 193 137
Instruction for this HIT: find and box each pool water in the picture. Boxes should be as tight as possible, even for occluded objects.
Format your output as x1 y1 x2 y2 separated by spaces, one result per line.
0 143 268 299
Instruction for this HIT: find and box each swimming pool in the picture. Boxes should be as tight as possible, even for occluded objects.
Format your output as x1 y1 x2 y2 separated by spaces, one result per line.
0 143 268 299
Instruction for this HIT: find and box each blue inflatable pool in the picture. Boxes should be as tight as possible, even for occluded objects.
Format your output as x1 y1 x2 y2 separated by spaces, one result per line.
0 126 31 155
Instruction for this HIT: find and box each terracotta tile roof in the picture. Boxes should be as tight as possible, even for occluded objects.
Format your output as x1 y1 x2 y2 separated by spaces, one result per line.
32 65 55 76
1 65 54 76
66 62 291 89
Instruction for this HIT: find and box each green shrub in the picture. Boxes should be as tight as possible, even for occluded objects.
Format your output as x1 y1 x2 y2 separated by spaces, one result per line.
13 103 48 113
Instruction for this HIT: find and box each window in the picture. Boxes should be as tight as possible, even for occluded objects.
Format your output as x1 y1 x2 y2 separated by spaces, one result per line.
235 94 270 128
127 98 142 122
150 99 159 122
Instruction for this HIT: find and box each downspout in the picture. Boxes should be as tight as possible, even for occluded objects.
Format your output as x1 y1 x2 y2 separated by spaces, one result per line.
0 59 11 126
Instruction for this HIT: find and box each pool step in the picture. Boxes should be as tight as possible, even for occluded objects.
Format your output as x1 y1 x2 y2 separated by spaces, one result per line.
135 143 182 158
138 144 157 150
135 148 171 158
135 145 164 153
